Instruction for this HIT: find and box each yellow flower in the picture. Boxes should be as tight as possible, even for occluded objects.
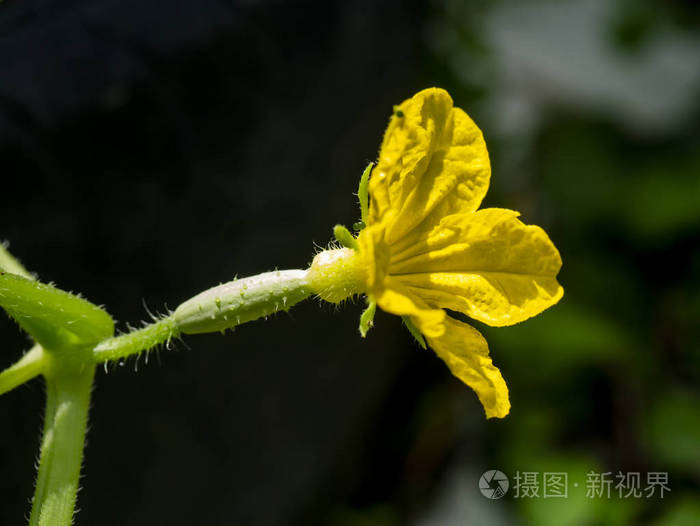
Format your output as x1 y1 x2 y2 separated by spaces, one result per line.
309 88 563 418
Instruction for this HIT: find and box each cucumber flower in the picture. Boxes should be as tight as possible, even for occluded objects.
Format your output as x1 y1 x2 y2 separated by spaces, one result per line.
308 88 563 418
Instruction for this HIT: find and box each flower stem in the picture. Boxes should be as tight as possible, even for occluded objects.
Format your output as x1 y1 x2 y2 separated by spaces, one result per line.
29 362 95 526
26 268 312 523
92 269 312 364
93 316 178 363
0 344 46 396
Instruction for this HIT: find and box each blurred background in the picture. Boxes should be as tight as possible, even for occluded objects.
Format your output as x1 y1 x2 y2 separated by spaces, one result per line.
1 0 699 524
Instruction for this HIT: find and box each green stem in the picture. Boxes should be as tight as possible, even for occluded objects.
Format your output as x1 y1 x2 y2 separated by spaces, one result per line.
93 316 178 363
92 269 312 363
29 362 95 526
0 344 46 396
0 241 33 279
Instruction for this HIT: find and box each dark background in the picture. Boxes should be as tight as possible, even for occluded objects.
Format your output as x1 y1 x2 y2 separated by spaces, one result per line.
1 1 699 525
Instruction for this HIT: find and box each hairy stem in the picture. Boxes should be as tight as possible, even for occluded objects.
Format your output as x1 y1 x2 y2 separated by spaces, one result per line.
92 269 312 363
0 242 33 279
29 362 95 526
0 344 46 396
23 268 314 522
93 316 178 363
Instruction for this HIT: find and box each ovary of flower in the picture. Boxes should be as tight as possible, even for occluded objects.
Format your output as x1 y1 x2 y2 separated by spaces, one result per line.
308 88 563 419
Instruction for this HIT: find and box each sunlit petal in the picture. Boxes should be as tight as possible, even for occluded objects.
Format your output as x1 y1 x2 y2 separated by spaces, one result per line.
389 208 563 325
369 89 490 245
375 278 446 339
424 316 510 418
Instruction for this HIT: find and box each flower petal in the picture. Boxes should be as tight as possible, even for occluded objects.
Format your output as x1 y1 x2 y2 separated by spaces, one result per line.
375 278 446 339
391 208 563 326
369 88 490 244
424 316 510 418
356 223 390 292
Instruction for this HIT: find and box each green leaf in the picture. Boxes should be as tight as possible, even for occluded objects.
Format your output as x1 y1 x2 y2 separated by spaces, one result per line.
333 224 359 251
357 162 373 226
0 272 113 349
359 300 376 337
0 344 46 396
401 315 426 349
